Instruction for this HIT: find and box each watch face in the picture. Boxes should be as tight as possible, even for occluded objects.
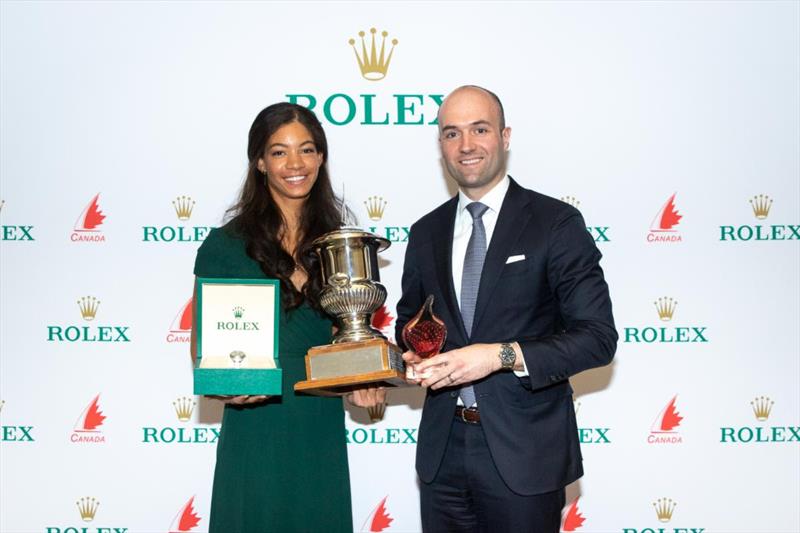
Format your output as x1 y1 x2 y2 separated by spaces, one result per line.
500 343 515 368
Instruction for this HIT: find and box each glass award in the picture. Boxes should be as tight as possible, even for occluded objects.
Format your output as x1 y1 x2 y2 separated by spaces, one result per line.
402 295 447 358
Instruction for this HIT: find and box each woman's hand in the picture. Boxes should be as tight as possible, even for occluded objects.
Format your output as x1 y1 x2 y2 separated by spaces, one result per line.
402 350 428 383
207 395 270 405
345 386 386 408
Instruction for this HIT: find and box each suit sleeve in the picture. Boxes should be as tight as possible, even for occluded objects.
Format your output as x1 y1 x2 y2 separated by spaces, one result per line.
394 223 425 351
518 211 617 390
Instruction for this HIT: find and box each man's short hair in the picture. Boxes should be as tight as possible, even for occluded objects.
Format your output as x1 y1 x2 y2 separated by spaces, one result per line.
452 85 506 130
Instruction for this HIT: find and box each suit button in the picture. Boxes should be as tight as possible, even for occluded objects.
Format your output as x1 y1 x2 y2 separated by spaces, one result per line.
450 391 458 398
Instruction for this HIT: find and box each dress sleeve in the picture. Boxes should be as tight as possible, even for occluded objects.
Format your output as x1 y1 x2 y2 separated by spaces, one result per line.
193 227 233 278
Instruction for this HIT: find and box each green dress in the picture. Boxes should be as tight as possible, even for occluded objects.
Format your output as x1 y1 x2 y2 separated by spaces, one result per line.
194 226 353 533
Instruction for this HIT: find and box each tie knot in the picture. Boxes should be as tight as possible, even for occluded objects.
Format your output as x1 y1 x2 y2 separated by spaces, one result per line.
466 202 489 220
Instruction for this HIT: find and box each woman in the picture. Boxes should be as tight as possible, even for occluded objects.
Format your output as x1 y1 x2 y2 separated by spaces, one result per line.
192 102 383 532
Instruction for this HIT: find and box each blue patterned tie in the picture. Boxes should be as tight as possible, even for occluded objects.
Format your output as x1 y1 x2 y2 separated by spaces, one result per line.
459 202 489 407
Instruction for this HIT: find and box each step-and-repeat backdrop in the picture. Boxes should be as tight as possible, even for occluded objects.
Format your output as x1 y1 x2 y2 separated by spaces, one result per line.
1 2 798 532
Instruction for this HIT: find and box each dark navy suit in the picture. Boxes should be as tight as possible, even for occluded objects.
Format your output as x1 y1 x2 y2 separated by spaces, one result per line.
396 178 617 529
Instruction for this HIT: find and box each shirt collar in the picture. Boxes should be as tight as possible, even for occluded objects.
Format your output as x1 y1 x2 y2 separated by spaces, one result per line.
457 175 510 215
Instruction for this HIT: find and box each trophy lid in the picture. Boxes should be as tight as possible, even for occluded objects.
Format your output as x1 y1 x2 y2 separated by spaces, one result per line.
312 227 391 252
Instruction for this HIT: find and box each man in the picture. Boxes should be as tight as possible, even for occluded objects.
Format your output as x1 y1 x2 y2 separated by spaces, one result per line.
395 85 617 532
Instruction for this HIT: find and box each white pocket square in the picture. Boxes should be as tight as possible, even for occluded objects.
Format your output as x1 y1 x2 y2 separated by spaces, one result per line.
506 254 526 264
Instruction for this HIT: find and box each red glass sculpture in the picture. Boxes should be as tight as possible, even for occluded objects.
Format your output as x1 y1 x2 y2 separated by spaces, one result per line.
402 295 447 358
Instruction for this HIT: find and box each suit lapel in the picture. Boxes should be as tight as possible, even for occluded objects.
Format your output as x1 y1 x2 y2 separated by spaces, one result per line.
472 178 532 335
432 197 468 345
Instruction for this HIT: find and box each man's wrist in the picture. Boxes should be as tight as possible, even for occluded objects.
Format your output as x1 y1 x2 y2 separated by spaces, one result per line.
487 343 525 373
497 342 516 370
488 344 504 372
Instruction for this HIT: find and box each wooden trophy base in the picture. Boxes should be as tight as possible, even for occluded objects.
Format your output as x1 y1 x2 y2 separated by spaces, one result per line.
294 338 409 397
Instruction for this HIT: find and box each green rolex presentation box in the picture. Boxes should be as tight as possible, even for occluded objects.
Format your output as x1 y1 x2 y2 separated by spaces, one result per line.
193 278 282 396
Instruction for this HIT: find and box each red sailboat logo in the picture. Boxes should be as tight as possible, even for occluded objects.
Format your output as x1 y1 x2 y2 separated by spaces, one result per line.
74 394 106 432
647 395 683 445
70 394 107 443
372 305 394 332
361 495 393 532
74 193 106 232
649 193 682 232
561 497 585 531
169 496 201 532
167 298 193 344
647 395 684 444
651 395 683 432
171 299 193 332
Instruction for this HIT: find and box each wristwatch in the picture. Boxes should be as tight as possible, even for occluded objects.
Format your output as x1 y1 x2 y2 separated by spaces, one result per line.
499 342 516 370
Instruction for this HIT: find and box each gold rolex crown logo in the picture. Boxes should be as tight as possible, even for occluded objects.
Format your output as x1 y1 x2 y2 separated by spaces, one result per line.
348 28 398 81
364 196 388 221
77 296 100 321
653 497 676 522
367 402 386 423
233 306 244 319
173 396 196 422
76 497 99 522
749 194 772 220
173 195 195 221
751 396 774 421
560 196 580 208
654 297 677 322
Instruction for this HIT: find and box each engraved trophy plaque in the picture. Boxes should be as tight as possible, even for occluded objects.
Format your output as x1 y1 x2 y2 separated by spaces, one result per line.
294 228 407 396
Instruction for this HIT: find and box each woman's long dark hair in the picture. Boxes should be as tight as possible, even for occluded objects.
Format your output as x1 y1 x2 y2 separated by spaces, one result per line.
226 103 342 310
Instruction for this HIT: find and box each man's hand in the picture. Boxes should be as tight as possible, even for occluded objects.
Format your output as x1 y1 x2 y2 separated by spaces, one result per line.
207 395 270 405
414 344 502 390
346 385 387 407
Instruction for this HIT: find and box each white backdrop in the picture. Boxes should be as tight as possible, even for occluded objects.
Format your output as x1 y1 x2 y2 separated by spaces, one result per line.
1 1 799 532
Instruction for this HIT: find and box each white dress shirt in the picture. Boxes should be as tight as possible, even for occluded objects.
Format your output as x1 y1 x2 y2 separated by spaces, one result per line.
451 175 530 379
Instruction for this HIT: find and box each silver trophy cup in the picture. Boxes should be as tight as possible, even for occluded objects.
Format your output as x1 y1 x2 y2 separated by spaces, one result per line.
294 227 407 396
316 228 389 343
